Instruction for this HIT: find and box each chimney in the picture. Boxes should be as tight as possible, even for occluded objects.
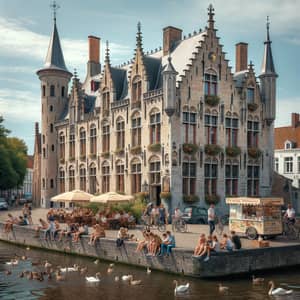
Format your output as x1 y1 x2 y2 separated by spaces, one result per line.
291 113 300 128
163 26 182 56
87 36 101 77
235 42 248 72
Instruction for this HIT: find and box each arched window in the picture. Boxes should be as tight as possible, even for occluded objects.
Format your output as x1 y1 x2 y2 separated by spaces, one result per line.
89 163 97 194
132 76 142 103
225 160 239 196
247 163 259 196
61 86 65 97
225 114 239 147
102 161 110 193
116 117 125 150
247 120 259 148
116 160 124 193
50 179 54 189
42 85 46 97
204 110 218 144
79 165 86 191
59 168 65 193
42 178 45 189
149 156 161 186
131 158 141 194
204 158 218 196
49 105 53 112
131 112 141 147
89 124 97 155
43 148 46 159
102 90 110 116
69 133 75 159
79 127 86 157
69 166 75 191
247 86 255 103
42 135 45 144
204 70 217 96
182 106 197 144
59 132 65 160
50 123 53 133
149 109 161 144
182 158 196 195
102 122 110 153
50 85 55 97
51 144 55 152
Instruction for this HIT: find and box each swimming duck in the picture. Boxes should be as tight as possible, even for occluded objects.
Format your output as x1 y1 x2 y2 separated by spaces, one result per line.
94 259 99 264
60 266 77 272
128 275 142 286
146 267 151 275
107 266 114 274
218 283 229 293
122 275 132 281
86 272 101 283
114 276 120 282
268 281 293 296
173 280 190 295
252 275 264 284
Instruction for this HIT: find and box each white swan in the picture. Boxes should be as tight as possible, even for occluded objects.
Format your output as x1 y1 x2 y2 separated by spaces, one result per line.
114 276 120 282
6 259 19 266
86 272 101 283
128 275 142 286
60 266 77 272
122 275 132 281
268 281 293 296
146 267 151 275
173 280 190 295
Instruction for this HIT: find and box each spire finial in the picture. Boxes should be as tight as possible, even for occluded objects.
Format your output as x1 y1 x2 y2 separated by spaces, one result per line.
50 1 60 24
266 16 270 41
105 40 110 64
136 21 143 49
207 4 215 28
73 68 77 79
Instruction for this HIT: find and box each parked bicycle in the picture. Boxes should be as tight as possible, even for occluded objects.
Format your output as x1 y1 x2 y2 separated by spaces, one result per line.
140 215 166 232
172 217 188 233
282 218 300 240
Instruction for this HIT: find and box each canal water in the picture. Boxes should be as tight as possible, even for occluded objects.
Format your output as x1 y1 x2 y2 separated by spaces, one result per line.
0 242 300 300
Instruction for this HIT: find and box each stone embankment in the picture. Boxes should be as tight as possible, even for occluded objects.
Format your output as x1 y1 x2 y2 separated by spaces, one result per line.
1 223 300 278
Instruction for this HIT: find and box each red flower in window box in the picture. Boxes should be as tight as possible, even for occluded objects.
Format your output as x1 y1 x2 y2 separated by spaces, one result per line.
204 95 220 106
247 103 258 112
248 147 262 159
205 144 223 156
182 143 199 155
205 194 220 205
225 146 241 157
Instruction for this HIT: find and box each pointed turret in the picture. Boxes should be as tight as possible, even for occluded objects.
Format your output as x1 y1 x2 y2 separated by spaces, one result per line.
259 17 278 125
260 16 277 76
207 4 215 30
105 40 111 66
136 21 143 52
163 55 178 117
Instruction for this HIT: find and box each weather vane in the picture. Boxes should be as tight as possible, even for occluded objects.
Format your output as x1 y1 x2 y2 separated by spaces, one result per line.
50 1 60 23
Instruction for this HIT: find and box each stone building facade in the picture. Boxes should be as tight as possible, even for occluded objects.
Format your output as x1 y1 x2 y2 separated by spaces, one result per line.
35 5 278 212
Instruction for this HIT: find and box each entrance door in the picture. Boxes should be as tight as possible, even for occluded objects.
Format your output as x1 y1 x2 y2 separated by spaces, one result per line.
150 185 161 206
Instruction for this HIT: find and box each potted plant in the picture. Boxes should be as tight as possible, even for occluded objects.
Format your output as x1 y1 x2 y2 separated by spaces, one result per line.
130 146 142 155
205 194 220 205
248 147 262 159
204 95 220 106
182 143 199 155
205 144 223 156
226 146 241 157
183 194 200 203
148 143 161 152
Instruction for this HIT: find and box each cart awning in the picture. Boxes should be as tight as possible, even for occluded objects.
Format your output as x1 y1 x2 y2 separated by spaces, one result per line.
225 197 284 206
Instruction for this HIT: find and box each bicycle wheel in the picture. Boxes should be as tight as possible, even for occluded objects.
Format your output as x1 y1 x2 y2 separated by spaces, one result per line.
178 220 187 233
157 223 166 232
287 224 298 240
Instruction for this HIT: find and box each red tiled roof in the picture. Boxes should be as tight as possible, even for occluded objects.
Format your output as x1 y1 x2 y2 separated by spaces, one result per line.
274 126 300 149
27 155 34 169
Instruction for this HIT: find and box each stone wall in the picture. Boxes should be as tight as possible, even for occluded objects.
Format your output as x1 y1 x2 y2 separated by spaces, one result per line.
1 223 300 278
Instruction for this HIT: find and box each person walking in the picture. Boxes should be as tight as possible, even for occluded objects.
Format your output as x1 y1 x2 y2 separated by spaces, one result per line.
207 204 215 235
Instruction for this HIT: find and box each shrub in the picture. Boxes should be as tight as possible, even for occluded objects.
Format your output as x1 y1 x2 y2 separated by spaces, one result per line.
147 143 161 152
247 102 258 112
160 192 172 200
226 146 241 157
183 194 199 203
248 147 262 159
182 143 199 155
130 146 142 155
205 194 220 205
134 192 149 202
205 144 223 156
205 95 220 106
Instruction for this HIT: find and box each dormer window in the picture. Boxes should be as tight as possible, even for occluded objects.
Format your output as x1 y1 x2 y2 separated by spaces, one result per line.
132 76 142 103
102 90 110 116
204 71 217 96
285 140 294 150
247 88 254 103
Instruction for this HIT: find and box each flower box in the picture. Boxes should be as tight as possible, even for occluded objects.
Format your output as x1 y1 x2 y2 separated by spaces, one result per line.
205 194 220 205
134 192 149 201
182 143 199 155
225 146 241 157
205 95 220 106
59 158 65 164
69 157 75 162
160 192 172 200
89 154 97 160
148 143 161 152
80 155 86 161
130 146 142 155
114 148 124 156
247 102 258 112
248 147 262 159
183 194 199 203
205 144 223 156
101 152 110 159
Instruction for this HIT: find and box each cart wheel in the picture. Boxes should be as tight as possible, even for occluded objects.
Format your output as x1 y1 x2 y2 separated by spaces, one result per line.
246 227 258 240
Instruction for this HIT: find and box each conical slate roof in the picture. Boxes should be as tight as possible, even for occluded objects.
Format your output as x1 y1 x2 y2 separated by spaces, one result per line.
43 22 69 72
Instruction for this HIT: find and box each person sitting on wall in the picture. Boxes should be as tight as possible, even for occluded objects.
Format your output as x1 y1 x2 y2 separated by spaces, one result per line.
193 233 206 256
88 223 105 246
160 231 176 257
17 216 27 226
147 233 162 256
73 223 89 242
230 231 242 250
220 233 234 252
52 220 62 240
116 227 129 247
35 218 49 237
3 213 18 233
135 230 150 252
58 222 77 241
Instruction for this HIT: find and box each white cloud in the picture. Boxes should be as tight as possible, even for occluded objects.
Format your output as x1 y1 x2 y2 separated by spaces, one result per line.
0 89 40 122
276 97 300 127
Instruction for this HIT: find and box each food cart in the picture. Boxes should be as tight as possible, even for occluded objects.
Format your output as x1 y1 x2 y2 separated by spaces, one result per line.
225 197 284 240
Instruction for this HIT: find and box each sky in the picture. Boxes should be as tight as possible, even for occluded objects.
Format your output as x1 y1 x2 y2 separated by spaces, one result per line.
0 0 299 154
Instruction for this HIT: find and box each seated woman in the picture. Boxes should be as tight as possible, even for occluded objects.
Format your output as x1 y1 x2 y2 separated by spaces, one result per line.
88 223 105 245
220 233 234 251
4 214 18 233
116 227 129 247
53 220 62 240
73 223 89 242
197 235 213 261
58 222 77 241
193 234 206 256
35 218 49 237
135 231 149 252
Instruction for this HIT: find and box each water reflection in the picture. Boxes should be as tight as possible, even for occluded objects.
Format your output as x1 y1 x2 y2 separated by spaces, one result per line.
0 242 300 300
